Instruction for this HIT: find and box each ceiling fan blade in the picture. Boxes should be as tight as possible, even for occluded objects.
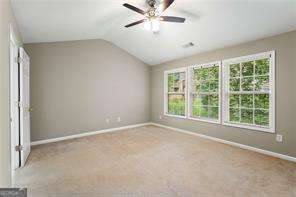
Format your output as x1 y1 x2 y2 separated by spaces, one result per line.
159 0 175 12
125 19 146 28
123 3 146 15
160 16 186 23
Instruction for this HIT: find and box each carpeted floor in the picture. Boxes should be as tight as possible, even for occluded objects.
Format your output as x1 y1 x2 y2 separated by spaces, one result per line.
14 125 296 197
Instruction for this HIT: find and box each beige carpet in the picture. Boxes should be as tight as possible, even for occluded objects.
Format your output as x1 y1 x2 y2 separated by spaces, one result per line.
14 125 296 197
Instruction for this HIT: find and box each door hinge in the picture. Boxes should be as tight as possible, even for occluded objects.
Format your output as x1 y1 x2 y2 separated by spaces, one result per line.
15 145 23 152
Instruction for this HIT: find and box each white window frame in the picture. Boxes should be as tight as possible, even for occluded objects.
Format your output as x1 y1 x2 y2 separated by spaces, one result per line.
222 51 276 133
188 61 222 124
164 67 188 119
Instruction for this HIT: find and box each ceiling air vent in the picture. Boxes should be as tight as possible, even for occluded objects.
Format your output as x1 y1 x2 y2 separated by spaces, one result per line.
182 42 194 49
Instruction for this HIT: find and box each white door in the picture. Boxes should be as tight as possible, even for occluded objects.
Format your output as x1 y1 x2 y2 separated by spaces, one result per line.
10 34 20 170
19 47 31 167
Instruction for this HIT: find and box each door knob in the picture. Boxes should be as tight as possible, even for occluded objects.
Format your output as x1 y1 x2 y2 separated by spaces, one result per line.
28 107 33 112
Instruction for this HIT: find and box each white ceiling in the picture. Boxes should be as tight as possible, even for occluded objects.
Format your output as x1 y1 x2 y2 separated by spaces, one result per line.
12 0 296 65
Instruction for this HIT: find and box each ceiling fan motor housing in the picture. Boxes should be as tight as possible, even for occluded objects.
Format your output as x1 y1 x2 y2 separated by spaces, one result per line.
147 0 161 18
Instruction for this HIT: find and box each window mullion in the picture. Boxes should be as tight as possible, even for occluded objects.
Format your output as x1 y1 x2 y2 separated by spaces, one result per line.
239 63 242 123
253 60 255 125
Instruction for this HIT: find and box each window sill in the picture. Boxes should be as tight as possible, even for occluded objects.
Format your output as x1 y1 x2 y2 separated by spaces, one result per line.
222 122 275 133
188 117 220 125
164 114 187 119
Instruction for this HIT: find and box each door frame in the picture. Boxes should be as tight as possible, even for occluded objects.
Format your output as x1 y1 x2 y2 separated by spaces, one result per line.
19 47 31 167
9 24 20 181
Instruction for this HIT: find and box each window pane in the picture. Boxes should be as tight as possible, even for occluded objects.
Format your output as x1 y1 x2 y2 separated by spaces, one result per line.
229 108 240 122
209 107 219 119
200 106 208 117
192 95 202 117
193 94 202 106
241 77 253 91
209 80 219 92
229 94 240 108
255 109 269 126
194 69 201 80
168 74 174 92
209 66 219 80
192 95 202 118
192 105 200 117
209 94 219 107
198 68 209 80
241 108 253 124
168 94 185 116
255 58 269 75
229 78 240 91
174 72 180 81
230 64 240 78
201 95 209 106
173 73 180 92
255 94 269 109
242 61 254 76
255 76 269 91
241 94 253 108
168 72 186 93
194 82 201 93
201 82 209 92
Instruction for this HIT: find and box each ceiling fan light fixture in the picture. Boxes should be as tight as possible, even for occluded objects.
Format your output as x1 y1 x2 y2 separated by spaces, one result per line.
151 19 160 32
144 18 160 32
144 20 152 31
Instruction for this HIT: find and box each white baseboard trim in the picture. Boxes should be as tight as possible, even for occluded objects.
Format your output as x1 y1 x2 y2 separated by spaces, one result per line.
150 123 296 163
31 123 152 146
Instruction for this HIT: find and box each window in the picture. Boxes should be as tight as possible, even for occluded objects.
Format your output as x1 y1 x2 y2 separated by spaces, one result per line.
163 51 275 133
188 62 221 123
164 68 187 117
222 51 275 132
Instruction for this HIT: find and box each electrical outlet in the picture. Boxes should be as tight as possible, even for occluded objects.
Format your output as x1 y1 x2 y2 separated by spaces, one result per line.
117 117 121 122
276 134 283 143
105 118 110 124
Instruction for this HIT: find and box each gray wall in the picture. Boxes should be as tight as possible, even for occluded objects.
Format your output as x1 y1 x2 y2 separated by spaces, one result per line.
25 40 150 142
151 31 296 158
0 0 23 187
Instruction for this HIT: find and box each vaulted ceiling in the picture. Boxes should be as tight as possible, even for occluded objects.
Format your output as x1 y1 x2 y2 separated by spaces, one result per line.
11 0 296 65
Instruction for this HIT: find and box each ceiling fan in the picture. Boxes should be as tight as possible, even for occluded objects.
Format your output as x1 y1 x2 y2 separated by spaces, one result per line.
123 0 185 32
